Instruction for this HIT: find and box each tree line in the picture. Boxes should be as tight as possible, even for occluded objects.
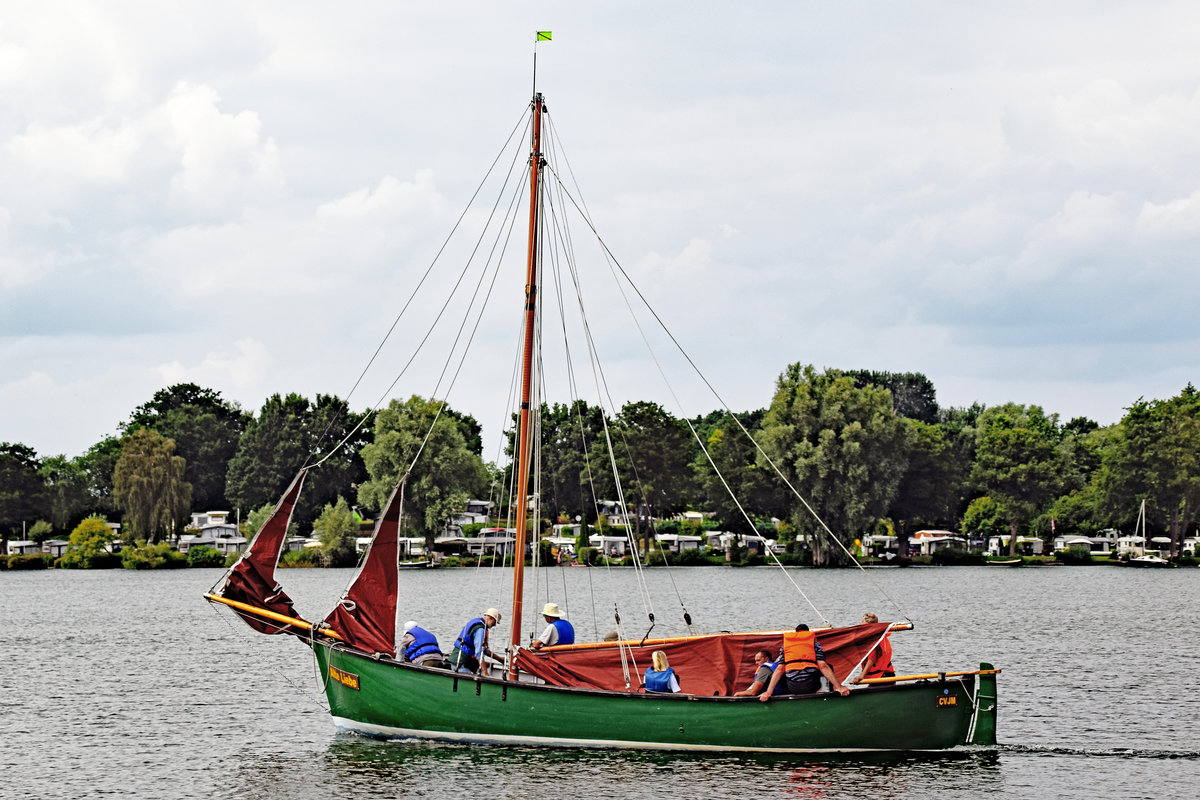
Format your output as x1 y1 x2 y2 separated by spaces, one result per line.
3 369 1199 564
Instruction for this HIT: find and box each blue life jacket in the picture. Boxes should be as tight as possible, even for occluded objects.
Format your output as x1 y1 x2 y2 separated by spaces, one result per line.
551 618 575 646
644 667 678 693
404 625 441 662
764 660 788 696
455 617 487 659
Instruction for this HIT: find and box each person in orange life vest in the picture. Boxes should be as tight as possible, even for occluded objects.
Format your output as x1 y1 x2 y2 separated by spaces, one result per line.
759 624 850 701
851 612 896 684
733 649 787 697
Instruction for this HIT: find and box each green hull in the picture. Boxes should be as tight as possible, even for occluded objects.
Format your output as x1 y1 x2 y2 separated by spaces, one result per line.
314 644 997 753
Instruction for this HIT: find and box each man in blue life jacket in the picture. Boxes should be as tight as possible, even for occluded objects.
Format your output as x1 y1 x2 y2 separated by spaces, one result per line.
448 608 502 674
399 620 444 666
733 649 787 696
530 602 575 650
759 624 850 701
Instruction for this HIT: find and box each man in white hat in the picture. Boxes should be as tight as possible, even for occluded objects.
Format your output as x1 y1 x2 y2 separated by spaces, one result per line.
448 608 503 674
531 602 575 650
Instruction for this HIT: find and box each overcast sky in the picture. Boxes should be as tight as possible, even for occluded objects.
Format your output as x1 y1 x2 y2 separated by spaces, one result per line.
4 1 1199 462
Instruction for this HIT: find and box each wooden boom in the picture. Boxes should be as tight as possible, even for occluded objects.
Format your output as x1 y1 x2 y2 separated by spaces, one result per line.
204 592 343 640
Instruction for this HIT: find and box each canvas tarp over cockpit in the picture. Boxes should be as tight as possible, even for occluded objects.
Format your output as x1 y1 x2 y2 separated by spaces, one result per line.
513 622 893 696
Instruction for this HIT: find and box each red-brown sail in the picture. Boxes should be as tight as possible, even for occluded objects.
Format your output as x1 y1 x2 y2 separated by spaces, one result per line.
321 482 402 657
513 623 891 695
218 470 307 634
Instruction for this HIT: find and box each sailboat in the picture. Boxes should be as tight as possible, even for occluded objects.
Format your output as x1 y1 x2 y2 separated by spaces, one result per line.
205 67 999 753
1127 499 1171 568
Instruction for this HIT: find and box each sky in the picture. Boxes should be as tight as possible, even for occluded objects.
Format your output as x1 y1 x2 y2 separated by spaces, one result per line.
3 1 1200 463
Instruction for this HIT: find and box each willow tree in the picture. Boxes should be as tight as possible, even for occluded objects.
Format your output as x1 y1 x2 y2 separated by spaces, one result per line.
758 365 910 565
357 395 489 553
113 428 192 543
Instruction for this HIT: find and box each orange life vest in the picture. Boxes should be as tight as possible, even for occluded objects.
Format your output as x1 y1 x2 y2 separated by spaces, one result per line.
782 630 818 671
865 635 895 677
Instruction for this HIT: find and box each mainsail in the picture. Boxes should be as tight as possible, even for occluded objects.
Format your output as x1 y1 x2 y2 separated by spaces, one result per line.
321 482 403 657
217 469 307 634
514 623 892 695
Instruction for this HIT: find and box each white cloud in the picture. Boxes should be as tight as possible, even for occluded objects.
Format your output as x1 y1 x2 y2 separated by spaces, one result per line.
156 338 271 391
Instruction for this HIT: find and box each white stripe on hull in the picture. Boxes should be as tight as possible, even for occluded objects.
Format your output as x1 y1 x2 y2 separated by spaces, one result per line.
328 716 954 754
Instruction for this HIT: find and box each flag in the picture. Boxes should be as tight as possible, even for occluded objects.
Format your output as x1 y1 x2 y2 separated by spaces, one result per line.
537 31 552 41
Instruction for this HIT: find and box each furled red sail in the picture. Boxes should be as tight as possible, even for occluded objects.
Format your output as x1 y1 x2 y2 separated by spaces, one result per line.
513 622 892 695
321 482 402 657
218 470 307 634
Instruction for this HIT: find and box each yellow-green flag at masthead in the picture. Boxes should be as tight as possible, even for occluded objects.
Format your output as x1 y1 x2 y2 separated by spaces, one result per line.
537 31 552 41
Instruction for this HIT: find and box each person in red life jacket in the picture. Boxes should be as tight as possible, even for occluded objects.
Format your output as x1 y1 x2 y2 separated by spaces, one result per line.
448 608 502 674
399 621 445 666
733 649 788 696
760 624 850 701
531 602 575 650
851 612 896 684
643 650 681 693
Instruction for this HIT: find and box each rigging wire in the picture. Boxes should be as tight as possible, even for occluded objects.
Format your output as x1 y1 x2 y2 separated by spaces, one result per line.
305 109 531 471
540 156 910 623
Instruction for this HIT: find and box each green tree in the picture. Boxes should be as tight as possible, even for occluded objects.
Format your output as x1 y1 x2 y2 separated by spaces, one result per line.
113 429 192 543
28 519 55 544
38 455 90 531
588 401 698 553
59 515 115 568
887 419 968 549
77 436 123 517
847 370 940 424
358 396 489 553
315 496 359 567
0 443 44 540
971 404 1067 556
758 365 910 565
525 400 609 523
1099 385 1200 556
693 414 784 537
225 393 369 532
960 495 1008 539
124 383 248 511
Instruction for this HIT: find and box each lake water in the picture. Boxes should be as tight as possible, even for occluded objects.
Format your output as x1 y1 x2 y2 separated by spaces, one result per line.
3 564 1198 799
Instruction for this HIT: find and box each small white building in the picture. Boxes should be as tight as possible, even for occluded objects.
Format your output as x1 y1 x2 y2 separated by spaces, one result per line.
590 534 628 557
41 539 70 558
911 530 968 556
986 536 1045 556
5 540 39 556
654 533 703 554
1052 535 1112 555
1183 538 1199 556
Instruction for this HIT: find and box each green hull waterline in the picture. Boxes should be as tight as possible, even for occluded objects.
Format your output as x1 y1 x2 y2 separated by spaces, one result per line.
314 644 998 753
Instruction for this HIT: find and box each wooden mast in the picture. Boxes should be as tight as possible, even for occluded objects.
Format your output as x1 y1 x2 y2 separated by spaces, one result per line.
509 92 544 676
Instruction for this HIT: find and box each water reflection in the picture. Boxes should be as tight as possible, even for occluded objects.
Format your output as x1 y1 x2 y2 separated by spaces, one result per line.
215 736 1005 800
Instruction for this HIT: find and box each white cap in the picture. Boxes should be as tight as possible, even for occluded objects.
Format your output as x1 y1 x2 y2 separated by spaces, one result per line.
541 602 562 618
484 607 503 624
403 620 417 632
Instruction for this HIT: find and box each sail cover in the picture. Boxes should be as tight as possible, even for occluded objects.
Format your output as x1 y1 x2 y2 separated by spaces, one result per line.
218 470 307 635
513 622 893 696
321 482 402 657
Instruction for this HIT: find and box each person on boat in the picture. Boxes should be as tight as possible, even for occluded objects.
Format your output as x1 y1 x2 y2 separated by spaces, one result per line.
399 620 445 667
850 612 896 684
530 602 575 650
733 649 787 697
760 624 850 701
448 608 502 674
643 650 681 693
